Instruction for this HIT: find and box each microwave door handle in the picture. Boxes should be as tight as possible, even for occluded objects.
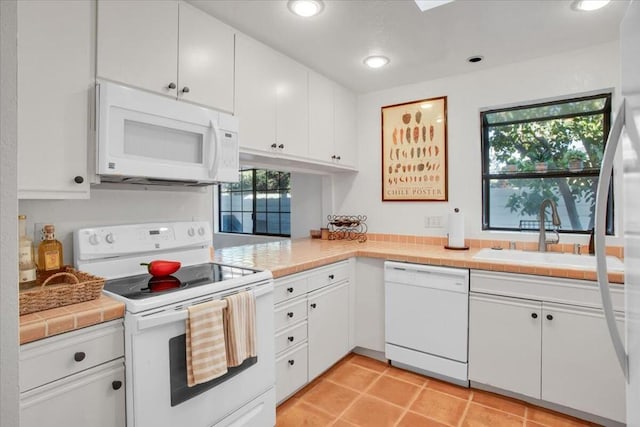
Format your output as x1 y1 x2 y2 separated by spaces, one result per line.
208 120 221 179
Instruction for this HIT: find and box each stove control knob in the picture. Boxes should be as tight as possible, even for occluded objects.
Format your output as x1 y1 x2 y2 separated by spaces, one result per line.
105 233 115 244
188 227 195 237
88 234 101 245
197 227 205 236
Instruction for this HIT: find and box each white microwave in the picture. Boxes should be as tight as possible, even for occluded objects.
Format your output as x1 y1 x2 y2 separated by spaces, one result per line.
95 81 239 186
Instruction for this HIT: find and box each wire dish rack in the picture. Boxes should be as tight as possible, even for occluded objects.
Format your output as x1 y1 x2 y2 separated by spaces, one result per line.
519 220 554 231
327 215 368 242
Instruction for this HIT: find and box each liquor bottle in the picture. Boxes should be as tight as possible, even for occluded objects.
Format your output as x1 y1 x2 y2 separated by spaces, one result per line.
18 215 37 285
37 224 63 273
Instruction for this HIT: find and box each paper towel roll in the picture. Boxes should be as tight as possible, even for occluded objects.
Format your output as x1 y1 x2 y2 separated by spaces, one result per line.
447 208 465 248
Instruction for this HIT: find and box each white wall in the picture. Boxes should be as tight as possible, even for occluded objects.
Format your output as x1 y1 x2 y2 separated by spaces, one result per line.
0 1 20 425
290 172 324 238
335 41 623 246
19 186 213 265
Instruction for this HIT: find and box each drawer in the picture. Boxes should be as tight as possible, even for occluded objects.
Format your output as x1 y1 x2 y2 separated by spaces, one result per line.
20 320 124 392
307 261 350 293
273 276 308 304
274 297 307 332
275 321 308 355
276 343 308 404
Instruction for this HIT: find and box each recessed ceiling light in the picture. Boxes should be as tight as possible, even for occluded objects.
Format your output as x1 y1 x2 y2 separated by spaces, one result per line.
287 0 324 17
363 55 390 69
571 0 610 11
467 55 484 63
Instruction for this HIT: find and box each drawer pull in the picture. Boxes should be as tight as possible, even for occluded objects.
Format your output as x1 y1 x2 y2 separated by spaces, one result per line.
287 287 294 293
329 274 335 280
112 380 123 390
288 359 295 366
531 313 538 319
287 312 294 318
310 303 317 309
546 314 554 321
74 352 86 362
288 336 294 342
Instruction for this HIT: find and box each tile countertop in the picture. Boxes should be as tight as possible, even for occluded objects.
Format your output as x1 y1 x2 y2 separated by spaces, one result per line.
19 295 125 345
213 238 625 284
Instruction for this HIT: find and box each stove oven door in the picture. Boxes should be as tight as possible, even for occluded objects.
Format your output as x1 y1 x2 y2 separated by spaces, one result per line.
125 281 275 427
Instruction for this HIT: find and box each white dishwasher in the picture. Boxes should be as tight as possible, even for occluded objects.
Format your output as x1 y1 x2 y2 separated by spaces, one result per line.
384 261 469 385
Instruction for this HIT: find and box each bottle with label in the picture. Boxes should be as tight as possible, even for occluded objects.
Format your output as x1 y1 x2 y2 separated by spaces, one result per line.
37 224 63 273
18 215 37 285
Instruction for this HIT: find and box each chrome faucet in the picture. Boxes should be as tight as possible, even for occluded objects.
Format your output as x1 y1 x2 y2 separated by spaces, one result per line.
538 198 561 252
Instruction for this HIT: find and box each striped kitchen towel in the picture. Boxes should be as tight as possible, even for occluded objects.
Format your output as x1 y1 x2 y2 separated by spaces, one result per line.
224 290 256 367
186 299 228 387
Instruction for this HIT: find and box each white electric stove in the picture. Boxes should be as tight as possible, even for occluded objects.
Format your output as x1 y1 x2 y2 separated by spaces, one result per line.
73 221 276 427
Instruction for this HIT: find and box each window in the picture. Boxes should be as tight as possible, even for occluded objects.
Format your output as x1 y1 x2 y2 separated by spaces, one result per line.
481 93 613 233
218 169 291 236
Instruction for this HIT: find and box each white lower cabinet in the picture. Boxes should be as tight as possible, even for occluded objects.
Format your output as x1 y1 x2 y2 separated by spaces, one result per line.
19 320 125 427
273 260 353 404
541 303 625 422
469 271 626 424
469 294 541 399
308 282 350 380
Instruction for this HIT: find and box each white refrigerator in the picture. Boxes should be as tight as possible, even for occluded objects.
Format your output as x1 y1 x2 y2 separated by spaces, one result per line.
595 1 640 426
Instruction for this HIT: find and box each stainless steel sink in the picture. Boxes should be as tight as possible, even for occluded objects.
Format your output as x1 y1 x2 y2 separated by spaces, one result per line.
472 248 624 272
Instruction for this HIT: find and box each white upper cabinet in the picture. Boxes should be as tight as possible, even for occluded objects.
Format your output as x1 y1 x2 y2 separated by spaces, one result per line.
17 0 94 199
235 34 309 158
177 2 234 111
309 71 357 169
97 0 234 113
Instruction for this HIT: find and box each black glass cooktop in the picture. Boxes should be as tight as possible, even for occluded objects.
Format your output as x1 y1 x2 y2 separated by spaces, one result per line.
103 263 260 300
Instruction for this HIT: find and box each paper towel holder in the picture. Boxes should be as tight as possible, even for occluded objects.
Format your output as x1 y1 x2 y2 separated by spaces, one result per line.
444 207 469 250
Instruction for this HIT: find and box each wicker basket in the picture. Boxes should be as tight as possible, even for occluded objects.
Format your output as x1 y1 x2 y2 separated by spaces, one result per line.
19 266 105 315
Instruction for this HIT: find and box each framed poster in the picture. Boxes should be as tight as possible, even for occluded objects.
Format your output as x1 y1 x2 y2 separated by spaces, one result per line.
381 96 448 201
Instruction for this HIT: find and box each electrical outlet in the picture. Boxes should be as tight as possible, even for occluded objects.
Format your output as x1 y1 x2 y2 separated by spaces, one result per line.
424 215 443 228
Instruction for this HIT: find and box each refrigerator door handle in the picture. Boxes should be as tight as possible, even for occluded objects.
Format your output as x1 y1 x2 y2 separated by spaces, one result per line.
595 99 628 380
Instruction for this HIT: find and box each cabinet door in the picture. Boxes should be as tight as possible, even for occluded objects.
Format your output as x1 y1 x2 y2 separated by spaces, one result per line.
333 84 357 167
469 293 542 399
178 2 234 112
20 359 125 427
234 34 277 152
97 0 178 96
355 258 385 352
17 0 93 199
308 281 350 380
308 71 334 162
542 303 626 423
273 53 309 158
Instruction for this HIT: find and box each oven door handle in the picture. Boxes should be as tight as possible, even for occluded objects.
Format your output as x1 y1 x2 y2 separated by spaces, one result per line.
136 283 273 331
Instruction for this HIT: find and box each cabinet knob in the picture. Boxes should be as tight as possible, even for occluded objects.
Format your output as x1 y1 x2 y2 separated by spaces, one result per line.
328 274 334 280
167 82 176 89
288 336 294 342
331 155 336 160
73 352 86 362
310 303 317 309
335 155 341 160
288 359 295 366
181 86 190 93
271 143 277 149
112 380 123 390
287 287 294 293
287 312 294 318
546 314 554 321
278 144 284 149
531 313 538 319
74 176 84 184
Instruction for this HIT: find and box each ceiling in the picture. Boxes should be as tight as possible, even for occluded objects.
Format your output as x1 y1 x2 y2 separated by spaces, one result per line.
189 0 629 94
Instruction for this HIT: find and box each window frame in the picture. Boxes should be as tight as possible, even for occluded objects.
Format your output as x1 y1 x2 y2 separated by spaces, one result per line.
218 169 291 237
480 93 614 234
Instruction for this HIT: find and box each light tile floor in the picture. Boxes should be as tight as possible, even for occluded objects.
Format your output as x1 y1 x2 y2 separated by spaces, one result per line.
276 353 598 427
